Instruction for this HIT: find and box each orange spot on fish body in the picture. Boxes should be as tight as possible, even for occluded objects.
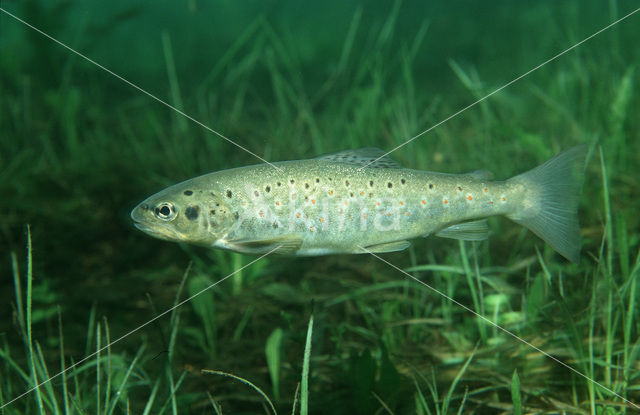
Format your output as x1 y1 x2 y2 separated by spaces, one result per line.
328 190 334 196
467 195 473 201
444 199 449 205
292 193 296 200
344 201 349 206
320 217 324 223
376 201 381 206
363 213 367 219
399 201 404 206
296 212 301 218
311 199 316 204
421 199 427 205
310 226 315 232
405 212 410 217
360 191 365 196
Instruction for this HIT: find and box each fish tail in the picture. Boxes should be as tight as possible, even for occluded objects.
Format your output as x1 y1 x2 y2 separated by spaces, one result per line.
507 145 588 263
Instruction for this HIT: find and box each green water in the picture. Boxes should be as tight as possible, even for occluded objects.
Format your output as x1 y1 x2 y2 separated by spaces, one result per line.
1 1 639 413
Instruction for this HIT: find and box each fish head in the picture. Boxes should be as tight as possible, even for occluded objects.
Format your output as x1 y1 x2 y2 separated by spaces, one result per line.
130 179 235 246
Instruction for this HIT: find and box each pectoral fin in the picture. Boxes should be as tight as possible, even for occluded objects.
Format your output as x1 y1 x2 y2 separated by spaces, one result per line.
219 234 304 255
435 220 489 241
361 240 411 253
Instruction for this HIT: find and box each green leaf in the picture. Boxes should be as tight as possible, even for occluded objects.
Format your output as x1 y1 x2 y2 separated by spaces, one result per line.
265 328 283 401
511 369 521 415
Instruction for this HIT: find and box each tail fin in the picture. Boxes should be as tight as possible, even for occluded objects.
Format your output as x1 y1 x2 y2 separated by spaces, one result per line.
507 145 588 263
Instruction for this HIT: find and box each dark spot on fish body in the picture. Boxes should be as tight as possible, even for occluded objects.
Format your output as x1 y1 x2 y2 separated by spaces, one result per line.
428 183 434 189
184 190 193 196
254 190 259 197
226 190 232 198
387 182 393 188
277 182 282 187
290 179 295 184
210 209 216 215
305 183 310 189
273 221 279 229
401 178 406 185
265 185 271 193
369 180 374 187
234 212 240 220
185 206 200 221
315 178 320 183
345 180 350 186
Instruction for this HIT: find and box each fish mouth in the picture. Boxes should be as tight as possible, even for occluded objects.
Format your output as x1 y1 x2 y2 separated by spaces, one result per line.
132 219 158 236
131 212 188 242
132 220 151 233
132 220 183 242
130 204 149 223
131 205 174 240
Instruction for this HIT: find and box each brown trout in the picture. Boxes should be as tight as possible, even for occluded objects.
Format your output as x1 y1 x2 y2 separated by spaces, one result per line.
131 146 587 262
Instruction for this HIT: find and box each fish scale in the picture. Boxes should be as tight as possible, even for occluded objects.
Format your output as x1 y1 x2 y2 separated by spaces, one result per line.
131 146 587 262
212 162 511 252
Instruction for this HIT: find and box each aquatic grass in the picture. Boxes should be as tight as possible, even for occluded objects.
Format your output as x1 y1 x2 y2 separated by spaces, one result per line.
411 351 474 415
265 328 283 401
300 309 313 415
510 369 521 415
161 31 188 135
185 274 218 359
459 241 486 341
201 370 277 414
24 226 45 414
0 229 190 414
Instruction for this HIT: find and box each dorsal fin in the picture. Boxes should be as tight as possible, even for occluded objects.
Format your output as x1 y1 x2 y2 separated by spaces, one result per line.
315 148 403 169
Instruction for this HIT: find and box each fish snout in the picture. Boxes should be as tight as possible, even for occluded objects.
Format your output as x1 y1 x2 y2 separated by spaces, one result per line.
130 203 151 224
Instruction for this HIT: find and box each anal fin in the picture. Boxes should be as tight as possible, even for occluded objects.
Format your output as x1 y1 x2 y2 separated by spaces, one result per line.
435 220 489 241
362 240 411 253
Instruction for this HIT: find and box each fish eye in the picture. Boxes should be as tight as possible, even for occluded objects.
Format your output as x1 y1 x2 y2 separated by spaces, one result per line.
154 202 176 221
